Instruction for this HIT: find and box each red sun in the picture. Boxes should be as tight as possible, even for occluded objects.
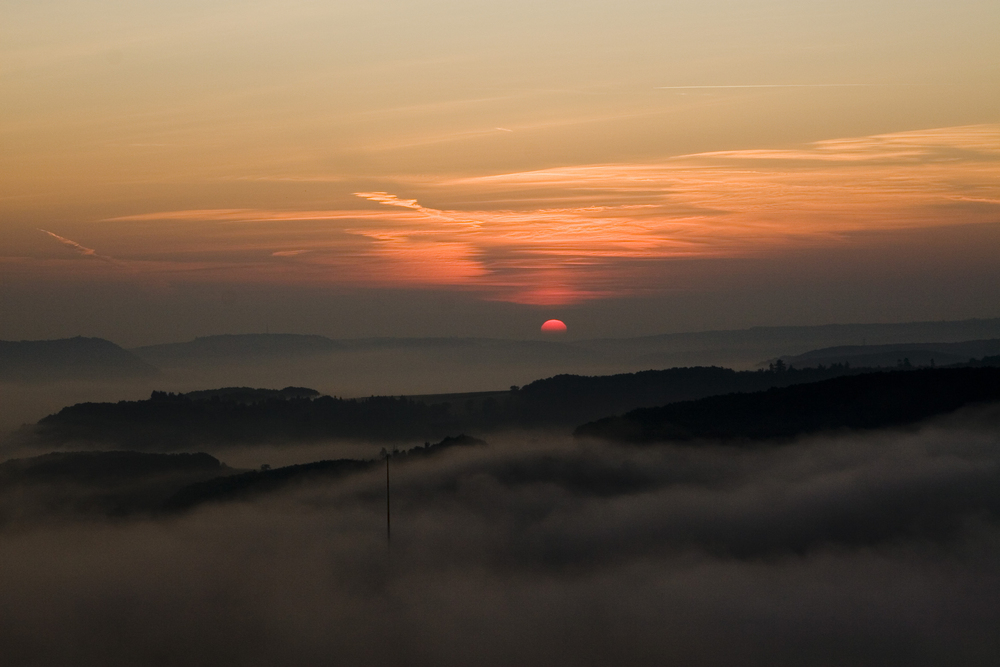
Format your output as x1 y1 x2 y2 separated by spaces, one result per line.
541 319 567 333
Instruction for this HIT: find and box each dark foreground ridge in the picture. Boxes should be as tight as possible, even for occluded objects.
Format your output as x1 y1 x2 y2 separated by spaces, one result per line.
29 389 453 449
575 367 1000 443
0 436 484 523
0 451 228 524
0 450 224 481
164 434 486 511
25 365 873 449
23 357 1000 449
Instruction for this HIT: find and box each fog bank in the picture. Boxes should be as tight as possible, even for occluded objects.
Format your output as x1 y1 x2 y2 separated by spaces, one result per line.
2 414 1000 665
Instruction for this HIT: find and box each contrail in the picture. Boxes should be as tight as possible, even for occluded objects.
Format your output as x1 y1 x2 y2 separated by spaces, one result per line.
39 229 114 262
657 84 878 89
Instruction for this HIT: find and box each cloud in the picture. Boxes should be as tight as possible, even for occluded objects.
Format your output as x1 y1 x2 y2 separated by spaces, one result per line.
344 125 1000 302
354 192 424 210
271 250 311 257
38 229 114 262
353 192 480 227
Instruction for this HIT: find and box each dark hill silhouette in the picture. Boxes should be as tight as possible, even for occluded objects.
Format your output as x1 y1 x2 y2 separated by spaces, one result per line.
25 365 868 449
164 458 373 511
25 357 1000 449
0 337 158 381
165 434 486 511
0 451 229 523
0 450 224 482
575 367 1000 443
28 390 454 449
507 364 868 427
182 386 320 403
23 363 881 449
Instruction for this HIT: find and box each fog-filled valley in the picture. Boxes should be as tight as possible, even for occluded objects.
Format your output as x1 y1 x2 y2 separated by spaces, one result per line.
4 322 1000 665
3 413 1000 666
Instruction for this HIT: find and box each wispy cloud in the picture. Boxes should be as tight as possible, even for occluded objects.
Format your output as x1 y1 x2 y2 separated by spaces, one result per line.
271 250 312 257
61 125 1000 305
38 229 114 262
353 192 482 227
353 193 424 211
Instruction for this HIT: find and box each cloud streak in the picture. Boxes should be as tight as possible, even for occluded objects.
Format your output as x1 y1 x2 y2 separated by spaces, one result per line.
38 229 114 262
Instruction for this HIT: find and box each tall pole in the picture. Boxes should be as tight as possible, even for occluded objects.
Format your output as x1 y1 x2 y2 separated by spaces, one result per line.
386 454 391 549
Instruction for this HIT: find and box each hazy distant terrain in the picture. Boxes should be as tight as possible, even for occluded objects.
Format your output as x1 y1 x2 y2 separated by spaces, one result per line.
5 317 1000 439
581 317 1000 369
778 338 1000 369
130 334 605 399
0 337 157 382
128 319 1000 388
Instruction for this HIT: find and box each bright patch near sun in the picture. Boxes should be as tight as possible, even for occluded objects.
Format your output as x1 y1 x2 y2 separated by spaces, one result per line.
541 319 567 332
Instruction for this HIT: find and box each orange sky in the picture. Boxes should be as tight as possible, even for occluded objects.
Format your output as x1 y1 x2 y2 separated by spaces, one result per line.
2 1 999 340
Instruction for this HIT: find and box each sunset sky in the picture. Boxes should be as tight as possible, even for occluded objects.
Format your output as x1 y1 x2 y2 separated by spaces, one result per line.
3 0 999 344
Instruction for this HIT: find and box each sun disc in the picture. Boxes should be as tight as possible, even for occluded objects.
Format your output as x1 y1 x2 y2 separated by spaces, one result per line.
541 319 567 333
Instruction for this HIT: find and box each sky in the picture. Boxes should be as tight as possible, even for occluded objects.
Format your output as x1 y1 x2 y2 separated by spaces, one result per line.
2 0 999 345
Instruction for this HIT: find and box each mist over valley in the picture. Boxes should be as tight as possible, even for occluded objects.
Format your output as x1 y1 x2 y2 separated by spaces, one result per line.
3 326 1000 664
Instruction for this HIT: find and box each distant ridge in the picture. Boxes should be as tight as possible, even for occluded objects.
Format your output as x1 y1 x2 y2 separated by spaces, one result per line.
576 318 1000 369
581 317 1000 347
132 333 342 365
130 333 590 368
125 318 1000 372
776 338 1000 369
0 337 158 381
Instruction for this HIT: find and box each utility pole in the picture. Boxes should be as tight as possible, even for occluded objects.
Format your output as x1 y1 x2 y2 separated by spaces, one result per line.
386 454 391 549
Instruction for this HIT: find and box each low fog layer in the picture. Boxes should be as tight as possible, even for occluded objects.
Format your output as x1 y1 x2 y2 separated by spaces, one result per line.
2 408 1000 665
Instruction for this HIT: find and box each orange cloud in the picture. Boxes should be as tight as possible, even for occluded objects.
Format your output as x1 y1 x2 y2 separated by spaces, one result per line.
65 124 999 305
